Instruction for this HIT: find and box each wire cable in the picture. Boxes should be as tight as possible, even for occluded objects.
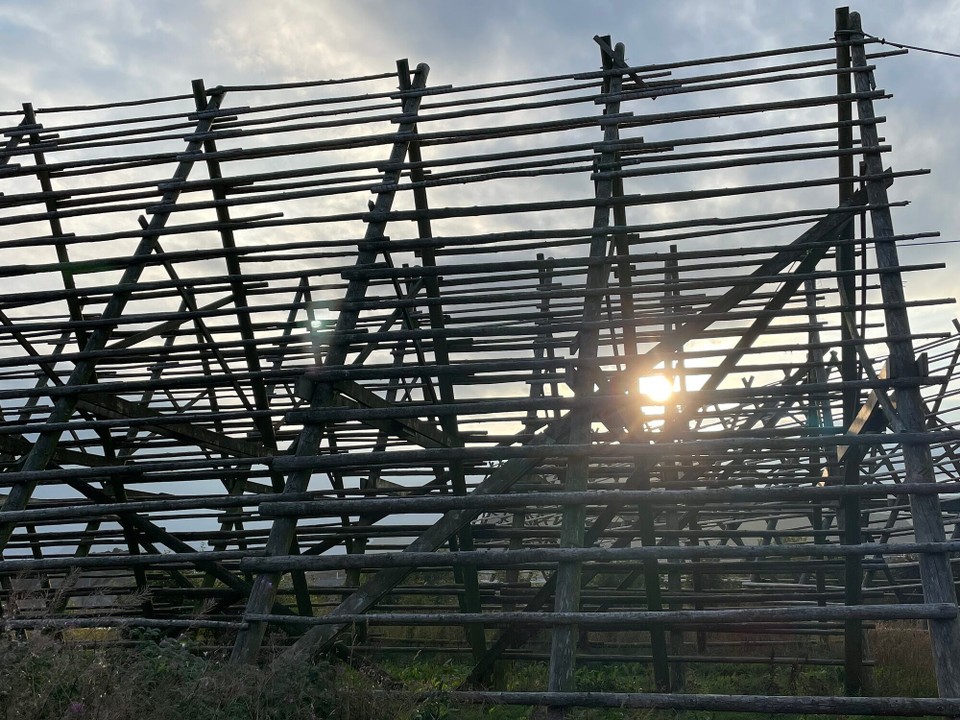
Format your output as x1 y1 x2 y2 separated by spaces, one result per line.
863 32 960 60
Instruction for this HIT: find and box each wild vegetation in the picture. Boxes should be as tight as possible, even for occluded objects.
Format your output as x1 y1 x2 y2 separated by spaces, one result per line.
0 631 350 720
0 620 939 720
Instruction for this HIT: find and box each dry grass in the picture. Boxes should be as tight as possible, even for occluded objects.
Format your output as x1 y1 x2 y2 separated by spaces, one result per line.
867 620 938 699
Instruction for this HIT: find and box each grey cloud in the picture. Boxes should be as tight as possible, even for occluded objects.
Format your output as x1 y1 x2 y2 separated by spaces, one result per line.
1 0 958 331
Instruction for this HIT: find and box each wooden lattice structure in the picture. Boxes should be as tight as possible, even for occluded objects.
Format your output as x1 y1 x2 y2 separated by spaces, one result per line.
5 7 960 716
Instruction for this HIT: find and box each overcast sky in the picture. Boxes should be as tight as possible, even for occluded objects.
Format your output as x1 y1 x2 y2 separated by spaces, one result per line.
1 0 958 331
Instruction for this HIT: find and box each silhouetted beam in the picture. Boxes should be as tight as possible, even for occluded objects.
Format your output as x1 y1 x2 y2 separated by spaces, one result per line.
105 293 237 350
76 392 266 458
331 379 457 449
0 435 113 468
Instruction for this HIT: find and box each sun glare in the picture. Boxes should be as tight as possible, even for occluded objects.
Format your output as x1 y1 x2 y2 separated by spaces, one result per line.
638 375 674 404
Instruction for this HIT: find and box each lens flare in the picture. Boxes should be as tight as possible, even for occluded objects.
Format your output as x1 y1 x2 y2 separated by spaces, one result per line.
638 375 673 404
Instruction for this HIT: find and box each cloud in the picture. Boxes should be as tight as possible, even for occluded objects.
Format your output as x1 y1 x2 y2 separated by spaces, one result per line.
1 0 957 330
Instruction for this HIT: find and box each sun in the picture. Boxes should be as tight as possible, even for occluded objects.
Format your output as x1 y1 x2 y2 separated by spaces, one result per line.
638 375 674 404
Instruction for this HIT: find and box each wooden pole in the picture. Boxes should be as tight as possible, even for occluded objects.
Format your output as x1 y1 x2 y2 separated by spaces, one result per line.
545 40 625 714
848 9 960 704
835 6 866 695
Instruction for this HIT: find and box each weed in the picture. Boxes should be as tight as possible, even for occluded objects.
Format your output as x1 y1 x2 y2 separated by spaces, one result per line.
0 631 388 720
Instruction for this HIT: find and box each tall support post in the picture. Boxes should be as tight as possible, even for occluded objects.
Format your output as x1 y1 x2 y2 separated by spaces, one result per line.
23 106 145 593
397 58 485 659
230 62 431 664
636 469 671 691
21 104 87 350
835 6 865 693
189 79 282 468
608 76 671 692
191 78 313 618
663 246 684 691
545 38 625 714
804 279 831 609
849 10 960 701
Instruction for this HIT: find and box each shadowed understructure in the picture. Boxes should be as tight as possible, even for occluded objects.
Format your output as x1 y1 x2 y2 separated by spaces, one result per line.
4 7 960 716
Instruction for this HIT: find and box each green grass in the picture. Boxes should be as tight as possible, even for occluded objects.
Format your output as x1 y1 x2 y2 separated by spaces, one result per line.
380 622 941 720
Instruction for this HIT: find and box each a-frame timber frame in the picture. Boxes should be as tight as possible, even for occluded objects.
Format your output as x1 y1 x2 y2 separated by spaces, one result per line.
3 7 960 717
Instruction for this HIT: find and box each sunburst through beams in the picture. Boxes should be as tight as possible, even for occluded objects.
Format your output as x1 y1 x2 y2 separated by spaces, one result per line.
638 374 674 404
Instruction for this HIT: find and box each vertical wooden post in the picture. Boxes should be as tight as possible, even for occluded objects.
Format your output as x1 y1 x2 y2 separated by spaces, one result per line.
397 58 486 659
664 245 684 691
545 38 625 716
848 10 960 702
191 78 313 619
835 6 865 694
636 469 671 691
804 278 830 609
605 58 671 690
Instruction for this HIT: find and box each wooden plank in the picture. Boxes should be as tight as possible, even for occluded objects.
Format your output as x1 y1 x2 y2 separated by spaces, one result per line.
397 55 486 659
